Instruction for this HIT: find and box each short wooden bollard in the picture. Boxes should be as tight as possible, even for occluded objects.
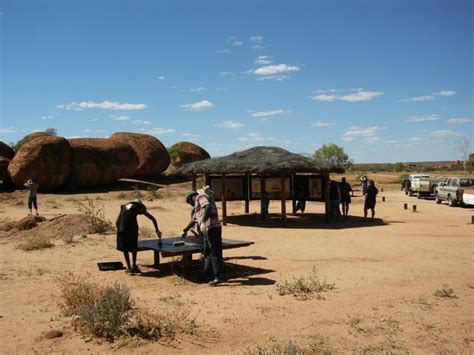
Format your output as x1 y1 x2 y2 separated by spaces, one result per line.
404 203 408 210
412 205 417 212
471 216 474 224
382 196 386 202
381 188 384 193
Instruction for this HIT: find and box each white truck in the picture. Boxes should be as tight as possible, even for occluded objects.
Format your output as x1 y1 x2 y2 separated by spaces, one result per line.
411 175 444 199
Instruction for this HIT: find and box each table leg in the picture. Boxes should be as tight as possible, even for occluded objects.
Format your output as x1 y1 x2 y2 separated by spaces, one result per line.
153 251 160 267
182 253 192 262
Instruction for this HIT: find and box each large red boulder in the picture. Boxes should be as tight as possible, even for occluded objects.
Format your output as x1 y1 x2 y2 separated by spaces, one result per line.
0 157 12 188
109 132 170 176
167 141 210 174
67 138 139 188
8 136 71 189
0 141 14 159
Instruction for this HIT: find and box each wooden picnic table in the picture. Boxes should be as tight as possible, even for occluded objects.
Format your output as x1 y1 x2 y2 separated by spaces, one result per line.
137 236 254 267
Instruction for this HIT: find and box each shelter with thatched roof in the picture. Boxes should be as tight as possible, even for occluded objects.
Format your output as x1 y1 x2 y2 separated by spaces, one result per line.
177 146 344 224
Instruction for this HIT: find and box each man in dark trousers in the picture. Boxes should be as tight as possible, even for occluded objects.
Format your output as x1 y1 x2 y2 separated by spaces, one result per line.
116 199 162 275
182 189 225 286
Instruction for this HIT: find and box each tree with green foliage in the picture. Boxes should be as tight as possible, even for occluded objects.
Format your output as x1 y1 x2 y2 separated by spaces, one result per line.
313 143 352 168
393 162 404 172
10 128 58 151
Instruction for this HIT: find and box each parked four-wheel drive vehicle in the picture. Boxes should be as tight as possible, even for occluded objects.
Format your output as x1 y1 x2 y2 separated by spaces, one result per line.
435 176 474 207
410 175 444 199
402 174 429 196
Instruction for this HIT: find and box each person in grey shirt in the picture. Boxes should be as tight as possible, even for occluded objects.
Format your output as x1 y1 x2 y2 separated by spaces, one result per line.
24 178 39 215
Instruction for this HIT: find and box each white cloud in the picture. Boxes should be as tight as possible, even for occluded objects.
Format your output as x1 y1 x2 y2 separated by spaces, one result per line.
41 115 53 120
146 127 176 135
312 89 383 102
255 55 272 65
343 126 386 141
250 35 264 43
0 127 17 134
88 118 98 122
406 114 439 122
190 87 207 92
254 64 300 76
402 95 434 102
232 41 243 46
110 115 130 121
430 130 462 138
238 132 274 142
157 76 165 80
446 118 473 125
57 101 147 111
180 100 214 111
257 75 288 81
215 49 231 54
402 90 456 102
219 71 234 76
252 109 289 119
311 121 335 127
434 90 456 97
339 90 383 102
132 120 152 125
215 120 245 129
312 94 338 102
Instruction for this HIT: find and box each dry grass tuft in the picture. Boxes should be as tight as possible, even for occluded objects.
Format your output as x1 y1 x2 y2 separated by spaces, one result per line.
57 274 200 344
16 234 54 251
434 284 457 299
76 199 113 234
276 267 335 300
243 336 331 355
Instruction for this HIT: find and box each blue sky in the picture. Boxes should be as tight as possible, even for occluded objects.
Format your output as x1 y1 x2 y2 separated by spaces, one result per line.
0 0 472 163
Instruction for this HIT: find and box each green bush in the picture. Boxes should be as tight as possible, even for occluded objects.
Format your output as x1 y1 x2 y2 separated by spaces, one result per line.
76 200 113 234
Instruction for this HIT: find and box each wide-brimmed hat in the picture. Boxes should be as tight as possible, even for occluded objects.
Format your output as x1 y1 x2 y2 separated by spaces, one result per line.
185 191 198 204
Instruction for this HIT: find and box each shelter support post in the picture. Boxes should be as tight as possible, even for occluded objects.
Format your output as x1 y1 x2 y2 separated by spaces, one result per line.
153 251 160 267
281 173 287 224
222 173 227 226
205 173 210 186
192 174 197 191
245 173 250 214
324 173 330 223
291 173 296 214
260 174 266 217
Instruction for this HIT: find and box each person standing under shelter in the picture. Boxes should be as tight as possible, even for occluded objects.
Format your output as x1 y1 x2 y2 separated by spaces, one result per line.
329 180 341 222
364 180 378 220
261 190 270 220
339 177 353 218
295 185 308 216
24 178 39 215
116 199 162 275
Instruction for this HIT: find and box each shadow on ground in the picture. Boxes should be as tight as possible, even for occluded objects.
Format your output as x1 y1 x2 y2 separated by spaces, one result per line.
140 258 275 286
225 213 387 229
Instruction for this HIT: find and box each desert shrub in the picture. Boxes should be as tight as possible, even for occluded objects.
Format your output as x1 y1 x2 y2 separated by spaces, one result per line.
77 284 131 340
62 231 74 244
76 199 113 234
57 274 200 344
16 235 53 251
244 337 331 355
276 267 335 299
167 145 182 160
434 285 457 298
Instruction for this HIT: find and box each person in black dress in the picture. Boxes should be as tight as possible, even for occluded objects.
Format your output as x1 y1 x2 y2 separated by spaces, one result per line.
339 177 353 218
116 199 162 274
364 180 378 220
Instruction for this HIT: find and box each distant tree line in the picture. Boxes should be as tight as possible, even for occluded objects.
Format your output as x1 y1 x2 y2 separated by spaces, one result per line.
10 128 57 151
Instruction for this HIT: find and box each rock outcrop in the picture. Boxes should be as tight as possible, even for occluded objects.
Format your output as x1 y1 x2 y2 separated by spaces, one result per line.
0 141 14 159
67 138 139 188
8 136 71 189
110 132 170 176
0 156 12 188
168 141 210 174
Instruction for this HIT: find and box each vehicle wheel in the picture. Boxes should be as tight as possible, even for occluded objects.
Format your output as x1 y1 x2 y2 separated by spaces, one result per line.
435 193 441 204
417 192 422 199
447 195 457 207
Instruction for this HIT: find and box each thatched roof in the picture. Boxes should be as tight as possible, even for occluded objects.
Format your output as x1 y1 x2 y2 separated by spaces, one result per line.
177 146 345 175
